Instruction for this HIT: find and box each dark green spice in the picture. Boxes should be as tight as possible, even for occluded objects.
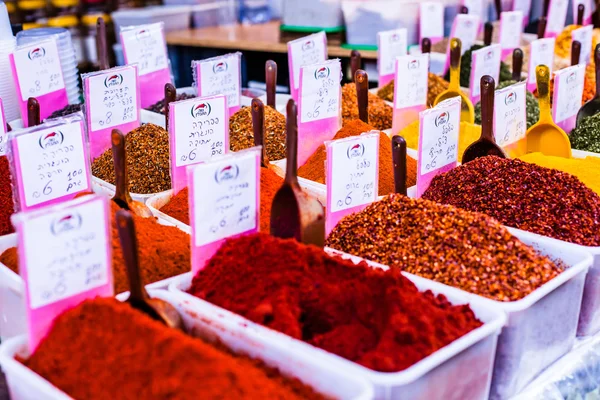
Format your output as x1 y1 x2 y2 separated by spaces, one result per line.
445 44 512 88
47 103 83 119
145 93 197 115
570 113 600 153
474 80 539 128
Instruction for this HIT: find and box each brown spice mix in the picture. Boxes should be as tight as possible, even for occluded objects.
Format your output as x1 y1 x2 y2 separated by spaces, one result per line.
342 83 392 130
229 106 287 160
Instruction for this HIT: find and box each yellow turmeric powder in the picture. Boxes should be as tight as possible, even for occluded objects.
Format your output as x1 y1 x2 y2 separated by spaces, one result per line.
518 153 600 195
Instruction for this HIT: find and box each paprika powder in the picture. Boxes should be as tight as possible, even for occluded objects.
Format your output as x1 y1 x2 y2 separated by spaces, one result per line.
23 298 327 400
0 156 15 236
188 233 482 373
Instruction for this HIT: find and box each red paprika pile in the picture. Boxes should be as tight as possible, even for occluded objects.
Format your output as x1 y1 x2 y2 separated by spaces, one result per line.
0 156 14 235
160 167 283 232
188 233 482 372
22 298 326 399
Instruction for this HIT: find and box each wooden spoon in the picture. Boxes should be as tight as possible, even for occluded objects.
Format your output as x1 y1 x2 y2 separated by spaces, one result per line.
462 75 506 163
355 69 369 124
577 44 600 125
460 5 469 14
512 48 523 81
265 60 277 108
577 3 585 25
538 16 547 38
27 97 40 127
484 22 493 46
110 129 153 217
422 37 431 54
251 98 270 167
116 209 184 330
391 135 407 195
572 40 581 66
270 100 324 246
164 83 176 131
494 0 502 20
351 50 361 79
96 17 109 70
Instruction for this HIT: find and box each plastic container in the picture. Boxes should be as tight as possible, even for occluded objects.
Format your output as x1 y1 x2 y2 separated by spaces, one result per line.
0 292 375 400
282 0 343 29
111 6 192 34
191 2 237 28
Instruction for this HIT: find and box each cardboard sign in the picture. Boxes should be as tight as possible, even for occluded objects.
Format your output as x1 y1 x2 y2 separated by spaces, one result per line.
9 39 68 126
527 38 555 92
545 0 569 38
169 94 229 192
494 81 527 151
287 32 328 101
553 63 585 132
121 22 172 108
377 29 408 87
189 147 260 274
469 44 502 104
499 11 524 58
14 194 113 351
83 65 141 159
419 2 445 45
572 25 593 65
325 132 379 234
392 53 429 133
193 52 242 116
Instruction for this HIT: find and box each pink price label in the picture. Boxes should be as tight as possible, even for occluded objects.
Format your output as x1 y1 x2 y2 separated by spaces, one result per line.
169 94 229 193
325 132 379 235
377 29 408 88
193 52 242 117
9 39 68 127
188 147 261 274
288 32 328 101
14 194 113 351
392 54 429 133
552 63 585 132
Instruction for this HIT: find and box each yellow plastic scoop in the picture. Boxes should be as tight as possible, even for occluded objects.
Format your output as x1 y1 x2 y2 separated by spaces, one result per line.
524 65 572 158
434 38 474 123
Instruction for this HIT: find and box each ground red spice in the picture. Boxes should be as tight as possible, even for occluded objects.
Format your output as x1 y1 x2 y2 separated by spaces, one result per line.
1 201 190 293
188 233 482 372
22 298 327 400
160 167 283 232
0 156 15 235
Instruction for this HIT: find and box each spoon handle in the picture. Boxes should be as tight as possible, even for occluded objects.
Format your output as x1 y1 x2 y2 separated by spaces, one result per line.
421 37 431 54
577 3 584 25
484 22 493 46
265 60 277 108
449 38 462 91
350 50 361 79
512 48 523 81
572 40 581 66
460 5 469 14
391 135 407 196
494 0 502 20
537 16 547 38
96 17 109 71
536 65 552 122
27 97 40 127
251 98 269 167
355 69 369 124
111 129 133 206
115 210 149 303
164 83 176 132
285 99 299 185
480 75 496 141
595 44 600 98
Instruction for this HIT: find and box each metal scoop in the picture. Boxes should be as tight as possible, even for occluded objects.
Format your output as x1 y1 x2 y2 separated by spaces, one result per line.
392 135 407 195
525 65 572 157
110 129 153 217
355 69 369 124
434 38 475 123
27 97 40 127
462 76 506 163
116 209 183 330
270 100 325 246
265 60 277 108
577 44 600 126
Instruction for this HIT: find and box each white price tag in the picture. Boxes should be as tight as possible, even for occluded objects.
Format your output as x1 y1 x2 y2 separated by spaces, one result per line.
328 133 379 213
553 64 585 124
462 0 484 20
499 11 523 50
528 38 555 84
470 44 502 99
419 2 444 41
573 0 593 24
288 32 327 91
394 54 429 109
546 0 569 36
419 99 460 174
494 82 527 146
196 53 241 109
121 23 168 76
512 0 532 20
452 14 481 54
378 29 408 77
11 39 65 99
299 60 341 123
572 25 593 65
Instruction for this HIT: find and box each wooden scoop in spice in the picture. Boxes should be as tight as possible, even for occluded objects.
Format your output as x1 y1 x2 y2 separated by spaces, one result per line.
270 100 325 246
525 65 572 157
96 17 109 70
251 98 270 167
27 97 40 127
572 40 581 66
351 50 362 79
462 76 506 163
577 44 600 125
265 60 277 108
537 16 547 39
512 48 523 81
116 210 184 330
422 38 431 54
577 4 585 25
484 22 493 46
435 38 475 123
355 69 369 124
110 129 153 217
164 83 177 132
392 135 407 195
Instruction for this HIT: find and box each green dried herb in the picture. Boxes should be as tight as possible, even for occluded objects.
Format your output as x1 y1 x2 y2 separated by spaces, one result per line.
445 44 512 88
474 80 540 129
570 113 600 153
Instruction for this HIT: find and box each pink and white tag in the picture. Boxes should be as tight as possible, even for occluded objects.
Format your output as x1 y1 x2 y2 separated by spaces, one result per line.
552 63 585 132
469 44 502 104
169 94 228 193
444 13 481 75
287 31 328 101
377 29 407 88
572 25 593 65
416 96 461 197
573 0 594 25
512 0 532 27
9 39 68 127
83 65 141 159
545 0 569 38
188 147 261 274
193 52 242 117
494 81 527 150
392 53 429 133
13 194 113 351
462 0 485 26
419 2 444 45
298 58 342 167
0 98 8 156
325 132 379 235
498 11 524 59
120 22 172 108
7 113 92 212
527 38 555 92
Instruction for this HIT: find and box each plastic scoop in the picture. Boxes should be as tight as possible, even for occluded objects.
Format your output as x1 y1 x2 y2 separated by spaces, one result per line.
525 65 572 157
462 75 506 163
164 83 176 131
484 22 493 46
96 17 109 70
110 129 153 217
537 16 547 38
422 37 431 54
577 44 600 126
355 69 369 124
270 99 325 246
392 135 407 195
572 40 581 66
27 97 40 126
265 60 277 108
512 48 523 81
577 4 584 25
351 50 361 79
116 210 184 330
434 38 475 123
251 97 270 167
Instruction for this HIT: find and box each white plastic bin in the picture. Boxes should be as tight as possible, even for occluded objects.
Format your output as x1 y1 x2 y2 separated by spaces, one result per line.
192 2 238 27
111 6 192 34
282 0 344 28
167 249 506 399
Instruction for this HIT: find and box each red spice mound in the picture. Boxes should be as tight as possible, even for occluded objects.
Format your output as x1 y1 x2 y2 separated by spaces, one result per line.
23 298 327 400
160 167 283 232
423 156 600 246
0 156 14 235
189 233 482 372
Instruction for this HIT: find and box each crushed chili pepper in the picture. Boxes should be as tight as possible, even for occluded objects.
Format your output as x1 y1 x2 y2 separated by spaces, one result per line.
188 233 483 372
326 194 563 302
22 298 327 400
0 156 14 236
159 167 283 232
229 106 287 160
298 119 417 193
1 201 190 293
376 73 449 106
342 83 392 130
422 156 600 246
145 93 197 115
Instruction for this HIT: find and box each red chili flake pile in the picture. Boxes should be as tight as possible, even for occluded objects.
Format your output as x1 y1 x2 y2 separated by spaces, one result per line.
422 156 600 246
326 194 563 302
188 233 482 372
